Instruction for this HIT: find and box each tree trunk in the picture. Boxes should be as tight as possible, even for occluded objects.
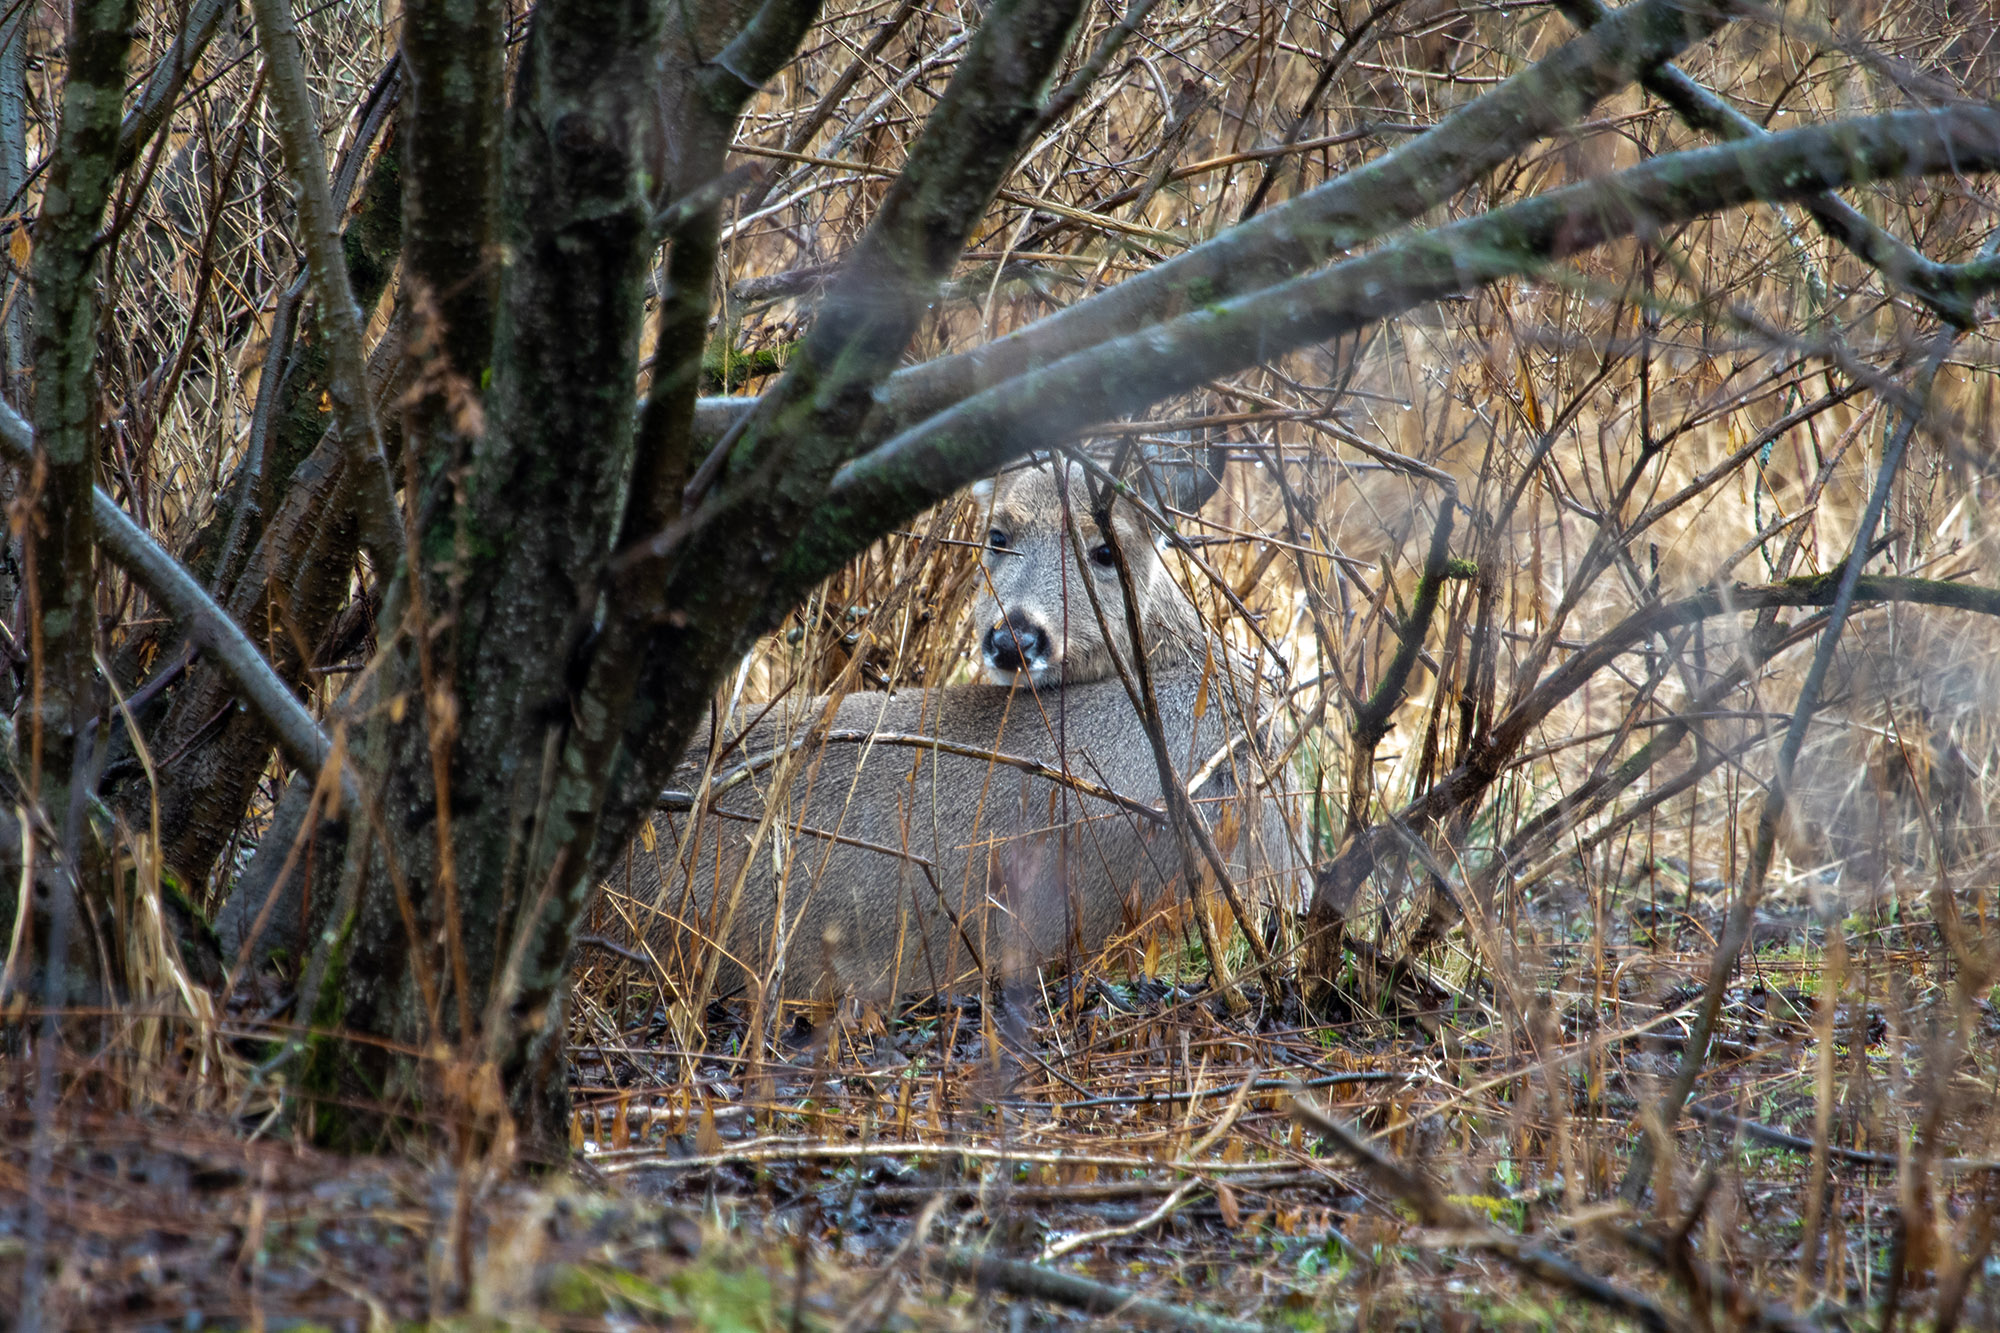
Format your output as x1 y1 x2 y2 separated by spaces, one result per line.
303 0 669 1152
15 0 140 1013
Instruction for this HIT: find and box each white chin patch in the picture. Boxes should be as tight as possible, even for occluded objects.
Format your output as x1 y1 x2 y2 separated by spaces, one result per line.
984 659 1057 687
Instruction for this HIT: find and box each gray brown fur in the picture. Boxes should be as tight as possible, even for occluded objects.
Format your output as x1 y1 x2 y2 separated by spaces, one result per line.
619 457 1298 1000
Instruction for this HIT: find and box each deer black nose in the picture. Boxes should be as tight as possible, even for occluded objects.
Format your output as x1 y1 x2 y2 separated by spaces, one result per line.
985 613 1051 674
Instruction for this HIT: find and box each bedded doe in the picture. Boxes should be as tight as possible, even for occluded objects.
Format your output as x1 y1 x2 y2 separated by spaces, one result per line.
621 449 1299 1001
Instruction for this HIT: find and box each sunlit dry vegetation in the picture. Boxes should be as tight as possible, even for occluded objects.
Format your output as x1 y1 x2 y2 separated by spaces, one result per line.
4 0 2000 1325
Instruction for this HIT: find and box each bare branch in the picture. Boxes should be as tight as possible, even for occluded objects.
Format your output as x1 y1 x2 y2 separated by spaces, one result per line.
628 0 824 534
1028 0 1159 140
114 0 234 175
701 0 825 106
0 401 335 783
1556 0 1985 326
28 0 141 804
1238 0 1402 222
694 0 1091 499
796 105 2000 600
402 0 504 378
781 0 920 155
247 0 403 570
690 0 1739 451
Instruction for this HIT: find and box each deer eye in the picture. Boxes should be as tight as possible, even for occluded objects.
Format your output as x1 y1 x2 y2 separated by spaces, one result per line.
1089 542 1117 569
987 528 1010 551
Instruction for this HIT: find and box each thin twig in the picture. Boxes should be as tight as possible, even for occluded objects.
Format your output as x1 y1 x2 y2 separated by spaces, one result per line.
1028 0 1160 139
696 727 1171 825
1037 1178 1199 1260
114 0 235 174
591 1135 1329 1175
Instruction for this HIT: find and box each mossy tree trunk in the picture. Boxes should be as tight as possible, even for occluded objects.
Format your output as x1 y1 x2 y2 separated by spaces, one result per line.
17 0 140 1013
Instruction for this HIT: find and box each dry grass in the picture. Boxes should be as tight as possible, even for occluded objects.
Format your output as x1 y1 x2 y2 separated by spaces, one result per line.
4 0 2000 1325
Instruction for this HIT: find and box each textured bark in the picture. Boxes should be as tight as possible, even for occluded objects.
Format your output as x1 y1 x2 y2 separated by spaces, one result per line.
401 0 503 374
18 0 139 1008
144 444 360 877
121 141 403 888
312 0 670 1150
332 0 507 1116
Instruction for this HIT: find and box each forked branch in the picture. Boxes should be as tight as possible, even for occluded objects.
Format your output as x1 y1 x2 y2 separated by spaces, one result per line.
805 0 1738 448
1556 0 1989 327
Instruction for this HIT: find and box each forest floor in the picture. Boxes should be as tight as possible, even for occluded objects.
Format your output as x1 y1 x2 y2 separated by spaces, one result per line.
6 862 1999 1331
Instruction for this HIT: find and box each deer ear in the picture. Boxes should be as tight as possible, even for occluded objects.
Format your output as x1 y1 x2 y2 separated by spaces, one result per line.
1134 435 1227 515
1171 444 1227 514
967 477 994 509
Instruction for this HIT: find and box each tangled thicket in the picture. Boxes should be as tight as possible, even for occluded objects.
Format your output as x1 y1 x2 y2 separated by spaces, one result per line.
3 0 2000 1325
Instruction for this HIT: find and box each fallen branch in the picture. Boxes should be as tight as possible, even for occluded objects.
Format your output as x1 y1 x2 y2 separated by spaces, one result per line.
1037 1178 1200 1261
927 1247 1264 1333
1684 1101 2000 1175
859 1168 1323 1208
1294 1097 1844 1333
591 1135 1330 1177
1291 1098 1682 1333
1006 1068 1400 1112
